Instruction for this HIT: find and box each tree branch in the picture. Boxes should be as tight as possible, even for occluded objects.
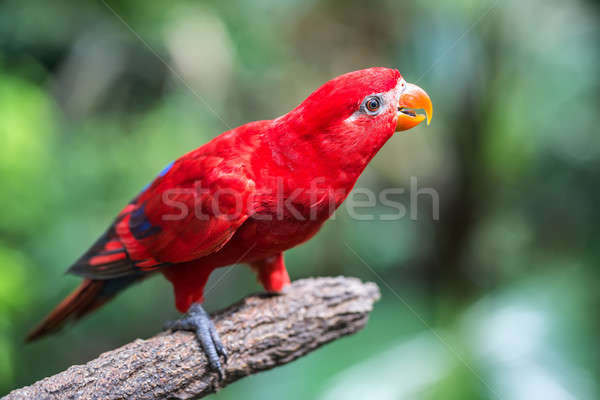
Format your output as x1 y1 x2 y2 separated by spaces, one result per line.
5 277 380 400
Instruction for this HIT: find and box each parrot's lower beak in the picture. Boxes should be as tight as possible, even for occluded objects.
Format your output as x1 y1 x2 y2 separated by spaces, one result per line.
396 83 433 132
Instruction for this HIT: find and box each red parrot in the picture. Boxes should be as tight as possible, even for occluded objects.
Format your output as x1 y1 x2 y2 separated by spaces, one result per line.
28 67 432 377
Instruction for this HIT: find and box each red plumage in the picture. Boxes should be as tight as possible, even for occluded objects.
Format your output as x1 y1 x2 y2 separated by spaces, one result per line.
28 67 432 340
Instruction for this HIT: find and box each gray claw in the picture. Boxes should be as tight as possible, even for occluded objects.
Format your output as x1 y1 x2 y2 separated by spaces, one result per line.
164 303 227 379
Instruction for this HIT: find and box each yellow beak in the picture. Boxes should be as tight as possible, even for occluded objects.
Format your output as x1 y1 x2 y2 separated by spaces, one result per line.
395 83 433 132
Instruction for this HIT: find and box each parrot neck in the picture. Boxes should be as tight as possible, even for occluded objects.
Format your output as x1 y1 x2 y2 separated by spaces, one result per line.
264 114 394 190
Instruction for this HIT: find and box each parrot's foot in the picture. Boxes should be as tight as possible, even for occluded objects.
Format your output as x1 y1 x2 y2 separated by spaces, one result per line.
164 303 227 379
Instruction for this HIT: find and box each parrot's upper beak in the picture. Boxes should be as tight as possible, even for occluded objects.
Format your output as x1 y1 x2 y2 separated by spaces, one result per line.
395 82 433 132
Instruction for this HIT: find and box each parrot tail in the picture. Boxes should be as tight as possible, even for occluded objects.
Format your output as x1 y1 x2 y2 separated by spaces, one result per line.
26 276 141 342
26 279 106 341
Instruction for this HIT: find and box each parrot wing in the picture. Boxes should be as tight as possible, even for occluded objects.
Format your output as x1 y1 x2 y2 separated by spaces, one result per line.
68 154 256 279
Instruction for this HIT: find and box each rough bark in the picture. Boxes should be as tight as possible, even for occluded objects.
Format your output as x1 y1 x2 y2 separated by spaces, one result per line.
5 277 380 400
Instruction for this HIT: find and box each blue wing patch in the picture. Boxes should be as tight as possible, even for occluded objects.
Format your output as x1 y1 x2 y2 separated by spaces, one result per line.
158 160 174 177
129 203 162 240
140 182 152 192
139 160 174 193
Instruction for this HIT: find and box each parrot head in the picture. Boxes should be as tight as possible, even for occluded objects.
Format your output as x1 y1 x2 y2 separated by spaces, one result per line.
296 67 432 133
280 67 433 170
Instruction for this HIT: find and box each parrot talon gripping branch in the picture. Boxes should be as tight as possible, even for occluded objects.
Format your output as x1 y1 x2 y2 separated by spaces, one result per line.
164 303 228 379
27 67 433 379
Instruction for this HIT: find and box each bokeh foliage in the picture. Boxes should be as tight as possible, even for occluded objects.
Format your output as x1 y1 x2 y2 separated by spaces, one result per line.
1 0 599 398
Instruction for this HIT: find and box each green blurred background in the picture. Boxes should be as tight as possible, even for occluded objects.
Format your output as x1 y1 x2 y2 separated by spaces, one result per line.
1 0 599 398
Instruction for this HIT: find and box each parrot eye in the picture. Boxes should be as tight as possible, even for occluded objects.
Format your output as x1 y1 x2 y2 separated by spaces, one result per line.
363 95 383 115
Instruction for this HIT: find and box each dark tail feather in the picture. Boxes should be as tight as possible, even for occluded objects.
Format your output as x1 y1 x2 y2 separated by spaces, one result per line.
26 279 109 342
